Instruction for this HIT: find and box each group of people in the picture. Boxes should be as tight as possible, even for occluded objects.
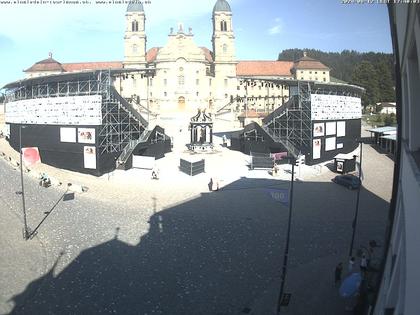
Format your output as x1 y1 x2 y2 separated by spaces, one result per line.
39 173 51 188
334 254 369 286
208 177 220 191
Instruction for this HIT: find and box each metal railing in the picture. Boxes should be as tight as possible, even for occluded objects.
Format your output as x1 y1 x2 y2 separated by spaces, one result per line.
116 129 152 166
261 125 300 158
110 86 148 127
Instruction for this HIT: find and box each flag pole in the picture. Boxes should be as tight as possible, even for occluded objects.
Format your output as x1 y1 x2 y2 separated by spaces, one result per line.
277 157 295 314
349 141 363 257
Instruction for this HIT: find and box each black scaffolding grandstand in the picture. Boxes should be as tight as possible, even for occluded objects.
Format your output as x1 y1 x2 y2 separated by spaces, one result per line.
3 70 169 175
227 78 364 164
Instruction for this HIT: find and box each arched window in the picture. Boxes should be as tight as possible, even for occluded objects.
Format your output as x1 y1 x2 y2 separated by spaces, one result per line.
132 44 137 53
220 20 227 31
132 20 138 32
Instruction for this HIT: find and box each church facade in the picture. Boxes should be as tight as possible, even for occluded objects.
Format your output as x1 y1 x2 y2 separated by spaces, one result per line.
23 0 331 119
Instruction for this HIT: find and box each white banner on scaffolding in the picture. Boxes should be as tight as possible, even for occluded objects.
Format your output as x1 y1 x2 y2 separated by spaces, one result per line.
311 94 361 121
5 95 102 125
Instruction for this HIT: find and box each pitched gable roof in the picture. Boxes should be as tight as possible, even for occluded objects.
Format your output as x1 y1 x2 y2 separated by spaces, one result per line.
146 47 160 63
293 55 329 70
200 47 214 63
62 61 123 72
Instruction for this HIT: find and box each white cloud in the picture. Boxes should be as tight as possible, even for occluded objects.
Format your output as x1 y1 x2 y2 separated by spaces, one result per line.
268 25 282 35
268 17 282 35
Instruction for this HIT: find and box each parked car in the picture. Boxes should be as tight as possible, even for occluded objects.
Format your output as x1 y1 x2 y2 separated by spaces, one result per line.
332 174 361 190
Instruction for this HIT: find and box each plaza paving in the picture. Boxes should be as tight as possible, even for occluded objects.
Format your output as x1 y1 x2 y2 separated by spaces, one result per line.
0 124 394 315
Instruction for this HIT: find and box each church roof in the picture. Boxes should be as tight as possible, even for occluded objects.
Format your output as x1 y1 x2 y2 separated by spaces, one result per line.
293 53 329 70
213 0 231 13
127 2 144 12
200 47 214 63
24 55 65 72
236 61 294 77
146 47 160 63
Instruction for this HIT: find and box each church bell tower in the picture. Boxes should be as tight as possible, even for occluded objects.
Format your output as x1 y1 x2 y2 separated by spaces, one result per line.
124 2 147 68
212 0 236 63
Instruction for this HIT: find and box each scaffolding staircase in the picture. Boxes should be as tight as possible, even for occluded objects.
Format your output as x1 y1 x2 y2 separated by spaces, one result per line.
98 83 150 168
261 82 312 158
116 129 152 166
215 96 240 116
110 87 152 167
262 125 300 158
110 86 148 127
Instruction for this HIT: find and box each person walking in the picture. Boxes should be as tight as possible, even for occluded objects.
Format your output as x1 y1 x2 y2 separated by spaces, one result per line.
208 178 213 191
348 256 355 273
335 262 343 286
360 254 368 275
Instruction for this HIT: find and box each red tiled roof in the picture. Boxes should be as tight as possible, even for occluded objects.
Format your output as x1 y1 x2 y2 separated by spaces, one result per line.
200 47 214 63
293 56 329 70
62 61 123 72
236 61 294 76
146 47 160 63
25 57 65 72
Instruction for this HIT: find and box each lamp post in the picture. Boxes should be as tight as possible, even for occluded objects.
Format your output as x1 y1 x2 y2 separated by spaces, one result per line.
349 141 363 257
19 125 30 240
277 157 296 314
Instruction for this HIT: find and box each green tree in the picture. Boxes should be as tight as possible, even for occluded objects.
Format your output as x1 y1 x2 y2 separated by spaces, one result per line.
277 49 395 85
351 61 380 108
376 60 395 102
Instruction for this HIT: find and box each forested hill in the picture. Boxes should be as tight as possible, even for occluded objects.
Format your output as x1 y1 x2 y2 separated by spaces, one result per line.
278 49 395 106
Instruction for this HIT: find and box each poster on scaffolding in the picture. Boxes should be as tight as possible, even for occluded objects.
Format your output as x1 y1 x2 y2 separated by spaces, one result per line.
60 127 76 143
325 137 336 151
326 122 336 136
78 128 95 144
313 139 321 159
313 123 325 137
337 121 346 137
83 146 96 169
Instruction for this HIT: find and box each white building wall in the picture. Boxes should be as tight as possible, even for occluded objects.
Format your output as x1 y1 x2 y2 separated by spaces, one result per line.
374 4 420 315
296 69 330 82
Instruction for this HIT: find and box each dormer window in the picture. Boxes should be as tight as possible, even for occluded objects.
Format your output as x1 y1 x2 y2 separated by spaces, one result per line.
132 20 138 32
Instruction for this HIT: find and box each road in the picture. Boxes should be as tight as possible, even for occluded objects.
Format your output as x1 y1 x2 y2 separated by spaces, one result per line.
0 140 393 315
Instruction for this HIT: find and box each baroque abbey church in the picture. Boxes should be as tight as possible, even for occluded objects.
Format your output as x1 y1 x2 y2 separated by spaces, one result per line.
24 0 331 120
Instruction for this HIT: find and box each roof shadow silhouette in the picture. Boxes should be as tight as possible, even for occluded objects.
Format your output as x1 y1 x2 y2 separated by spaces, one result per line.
8 176 390 315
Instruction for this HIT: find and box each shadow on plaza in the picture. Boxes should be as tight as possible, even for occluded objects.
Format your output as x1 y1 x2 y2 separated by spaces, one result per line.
8 176 391 315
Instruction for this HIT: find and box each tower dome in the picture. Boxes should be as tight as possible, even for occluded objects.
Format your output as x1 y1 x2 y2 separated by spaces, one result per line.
127 2 144 12
213 0 231 13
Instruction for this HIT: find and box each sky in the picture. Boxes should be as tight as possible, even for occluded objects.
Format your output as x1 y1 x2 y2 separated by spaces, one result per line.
0 0 392 88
